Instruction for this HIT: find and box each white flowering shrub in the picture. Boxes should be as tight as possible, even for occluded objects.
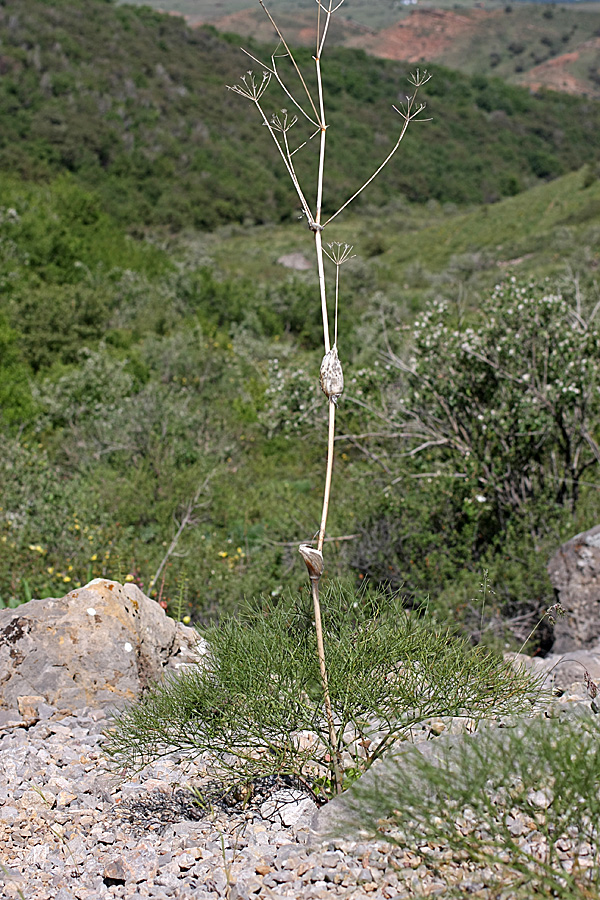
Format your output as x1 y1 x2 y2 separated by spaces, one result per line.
391 279 600 526
259 358 322 438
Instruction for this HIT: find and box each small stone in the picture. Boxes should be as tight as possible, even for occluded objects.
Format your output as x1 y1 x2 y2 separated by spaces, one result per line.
25 843 50 865
508 815 526 836
54 888 77 900
528 788 553 809
0 709 25 730
0 807 20 822
306 866 327 882
357 867 375 884
320 851 343 867
260 789 316 828
17 695 44 726
103 848 159 884
428 718 446 736
263 870 295 886
98 831 116 844
4 885 28 900
21 788 56 808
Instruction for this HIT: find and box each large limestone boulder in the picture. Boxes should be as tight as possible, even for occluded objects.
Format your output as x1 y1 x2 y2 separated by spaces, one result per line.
0 579 204 728
547 525 600 652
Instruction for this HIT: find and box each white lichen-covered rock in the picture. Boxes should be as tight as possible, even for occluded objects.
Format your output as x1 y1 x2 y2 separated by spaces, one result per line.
0 579 205 726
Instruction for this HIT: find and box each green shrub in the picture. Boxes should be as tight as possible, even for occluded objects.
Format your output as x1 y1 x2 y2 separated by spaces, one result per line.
0 313 36 426
345 278 600 638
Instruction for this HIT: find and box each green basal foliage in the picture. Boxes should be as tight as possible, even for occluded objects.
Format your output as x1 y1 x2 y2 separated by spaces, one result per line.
104 582 541 797
342 710 600 898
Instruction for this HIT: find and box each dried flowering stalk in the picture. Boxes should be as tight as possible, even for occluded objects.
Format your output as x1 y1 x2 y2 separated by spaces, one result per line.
229 0 430 794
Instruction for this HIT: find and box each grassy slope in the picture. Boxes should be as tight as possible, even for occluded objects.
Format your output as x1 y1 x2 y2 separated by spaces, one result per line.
3 166 599 619
203 165 600 301
2 0 600 232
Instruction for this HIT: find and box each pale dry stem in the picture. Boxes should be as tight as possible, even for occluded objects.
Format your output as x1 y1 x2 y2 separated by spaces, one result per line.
231 0 431 798
309 574 343 793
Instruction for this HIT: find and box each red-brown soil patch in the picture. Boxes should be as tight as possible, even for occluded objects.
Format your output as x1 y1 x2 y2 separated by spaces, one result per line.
208 8 266 34
519 37 600 98
185 4 600 100
347 8 494 62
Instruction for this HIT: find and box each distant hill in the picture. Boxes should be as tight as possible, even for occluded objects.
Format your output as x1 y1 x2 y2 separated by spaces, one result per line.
117 0 600 98
350 5 600 99
4 0 600 232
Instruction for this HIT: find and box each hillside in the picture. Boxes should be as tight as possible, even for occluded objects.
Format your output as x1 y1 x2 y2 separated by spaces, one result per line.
2 0 600 233
117 0 600 97
2 160 600 619
350 5 600 99
1 0 600 636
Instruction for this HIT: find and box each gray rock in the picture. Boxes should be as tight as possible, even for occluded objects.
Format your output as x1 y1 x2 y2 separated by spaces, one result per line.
277 252 312 271
309 735 465 844
103 847 159 884
547 524 600 652
0 579 205 721
260 789 317 829
505 649 600 692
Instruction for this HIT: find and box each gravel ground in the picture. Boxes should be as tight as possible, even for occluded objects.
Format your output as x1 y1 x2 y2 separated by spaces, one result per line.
0 678 598 900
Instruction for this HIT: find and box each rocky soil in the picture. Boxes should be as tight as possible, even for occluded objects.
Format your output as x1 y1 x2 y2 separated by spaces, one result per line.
1 674 598 900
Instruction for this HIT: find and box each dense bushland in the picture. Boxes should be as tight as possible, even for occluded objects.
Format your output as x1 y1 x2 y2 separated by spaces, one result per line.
2 167 599 645
1 0 599 648
2 0 600 229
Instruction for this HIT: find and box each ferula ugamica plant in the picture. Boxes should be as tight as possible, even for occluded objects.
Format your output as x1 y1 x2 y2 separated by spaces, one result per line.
228 1 430 793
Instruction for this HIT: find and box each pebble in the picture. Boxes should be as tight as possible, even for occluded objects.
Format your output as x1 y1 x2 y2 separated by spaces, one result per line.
0 678 597 899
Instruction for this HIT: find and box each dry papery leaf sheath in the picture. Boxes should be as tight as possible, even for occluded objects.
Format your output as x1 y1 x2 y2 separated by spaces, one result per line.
228 0 430 794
